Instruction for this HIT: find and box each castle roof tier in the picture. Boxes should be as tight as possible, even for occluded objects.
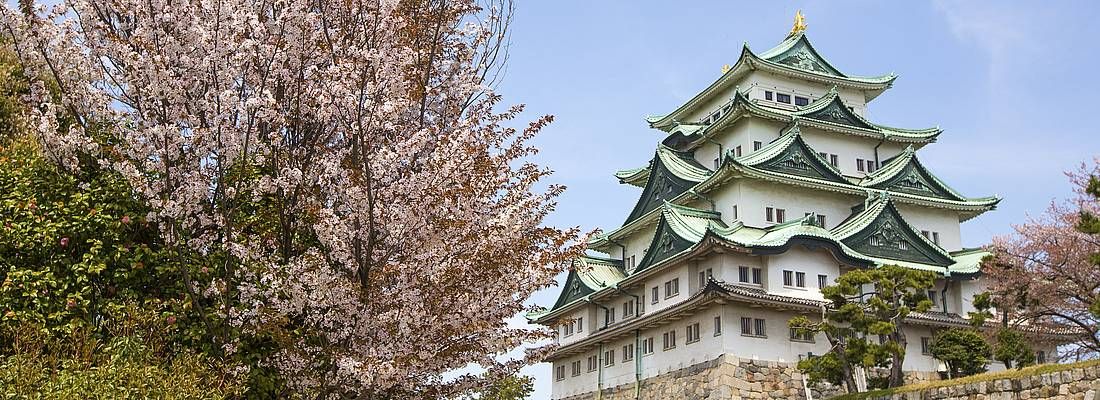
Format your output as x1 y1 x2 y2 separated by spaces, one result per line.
537 278 1080 362
542 196 990 323
661 88 941 150
620 146 713 224
647 32 896 131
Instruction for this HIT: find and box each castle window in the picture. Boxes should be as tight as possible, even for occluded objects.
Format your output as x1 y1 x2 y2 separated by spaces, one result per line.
765 91 774 101
571 360 581 377
623 301 634 319
766 207 774 222
741 317 767 337
857 158 866 172
587 355 598 372
921 337 932 355
777 93 791 104
642 337 654 355
816 214 827 227
686 323 701 344
623 344 634 362
932 232 940 245
603 349 615 367
664 278 680 298
783 270 794 286
662 330 677 350
818 274 828 289
867 161 877 173
795 96 810 106
738 266 750 283
796 272 806 288
735 145 743 157
698 268 713 289
927 290 937 307
606 307 615 325
830 154 839 167
714 316 723 336
651 287 659 304
789 327 815 342
1037 350 1047 364
776 209 786 223
732 204 738 220
753 141 763 151
556 365 566 381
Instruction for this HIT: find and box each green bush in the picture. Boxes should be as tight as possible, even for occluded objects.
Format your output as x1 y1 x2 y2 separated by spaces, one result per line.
930 328 992 378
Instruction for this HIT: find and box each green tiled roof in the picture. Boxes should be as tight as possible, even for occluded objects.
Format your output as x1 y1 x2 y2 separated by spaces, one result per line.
622 146 713 223
614 166 649 187
733 122 848 183
670 88 940 149
539 194 997 318
648 34 895 132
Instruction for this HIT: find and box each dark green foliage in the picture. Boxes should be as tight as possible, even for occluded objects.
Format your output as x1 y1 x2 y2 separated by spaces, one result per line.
993 328 1034 370
475 374 535 400
789 265 937 391
930 328 992 378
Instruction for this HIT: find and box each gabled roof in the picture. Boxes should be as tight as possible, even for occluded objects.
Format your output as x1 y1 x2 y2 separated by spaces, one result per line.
621 146 712 223
647 33 895 131
831 193 956 267
545 255 626 312
734 122 848 184
664 88 940 151
859 146 995 203
633 202 728 272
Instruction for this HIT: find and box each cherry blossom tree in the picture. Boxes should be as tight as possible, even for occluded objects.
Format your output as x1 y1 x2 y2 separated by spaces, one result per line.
988 159 1100 360
1 0 583 396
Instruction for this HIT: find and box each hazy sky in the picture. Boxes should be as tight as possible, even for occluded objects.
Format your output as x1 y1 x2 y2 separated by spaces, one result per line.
492 1 1100 397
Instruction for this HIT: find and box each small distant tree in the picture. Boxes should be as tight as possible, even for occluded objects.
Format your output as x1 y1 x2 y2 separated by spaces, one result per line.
474 374 534 400
790 264 937 391
929 328 991 378
993 328 1035 370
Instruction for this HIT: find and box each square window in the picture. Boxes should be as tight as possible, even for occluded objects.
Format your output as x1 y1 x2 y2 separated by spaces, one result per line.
556 365 566 381
642 337 654 355
783 270 794 286
604 349 615 366
776 209 786 223
777 93 791 104
796 272 806 288
795 96 809 106
738 266 750 283
588 355 598 372
816 214 827 228
686 323 701 344
623 344 634 362
765 91 773 101
753 141 763 151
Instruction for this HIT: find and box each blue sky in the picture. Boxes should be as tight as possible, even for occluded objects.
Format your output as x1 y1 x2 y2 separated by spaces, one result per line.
495 1 1100 397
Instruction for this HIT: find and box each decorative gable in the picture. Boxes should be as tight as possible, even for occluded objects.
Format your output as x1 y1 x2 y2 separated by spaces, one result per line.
623 149 708 223
801 97 873 130
634 217 695 272
754 134 847 183
550 270 595 310
765 35 843 76
839 202 954 266
868 156 965 201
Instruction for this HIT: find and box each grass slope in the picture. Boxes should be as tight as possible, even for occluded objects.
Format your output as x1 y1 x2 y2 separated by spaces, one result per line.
830 359 1100 400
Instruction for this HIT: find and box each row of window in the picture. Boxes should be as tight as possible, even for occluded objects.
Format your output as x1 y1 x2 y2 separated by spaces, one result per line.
764 90 811 107
556 317 722 381
650 278 680 305
782 270 830 290
556 315 825 381
855 158 879 173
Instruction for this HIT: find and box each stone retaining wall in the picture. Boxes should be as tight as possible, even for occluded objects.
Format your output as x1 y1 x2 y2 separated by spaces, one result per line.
862 363 1100 400
560 354 845 400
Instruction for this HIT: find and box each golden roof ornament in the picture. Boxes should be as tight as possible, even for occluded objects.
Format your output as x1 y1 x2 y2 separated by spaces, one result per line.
721 64 731 74
788 10 807 37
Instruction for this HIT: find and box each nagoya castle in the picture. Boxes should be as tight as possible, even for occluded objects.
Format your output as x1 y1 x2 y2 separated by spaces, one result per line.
530 12 1062 400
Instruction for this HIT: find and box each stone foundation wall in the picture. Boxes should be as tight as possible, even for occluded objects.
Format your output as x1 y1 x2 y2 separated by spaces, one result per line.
864 363 1100 400
560 354 846 400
